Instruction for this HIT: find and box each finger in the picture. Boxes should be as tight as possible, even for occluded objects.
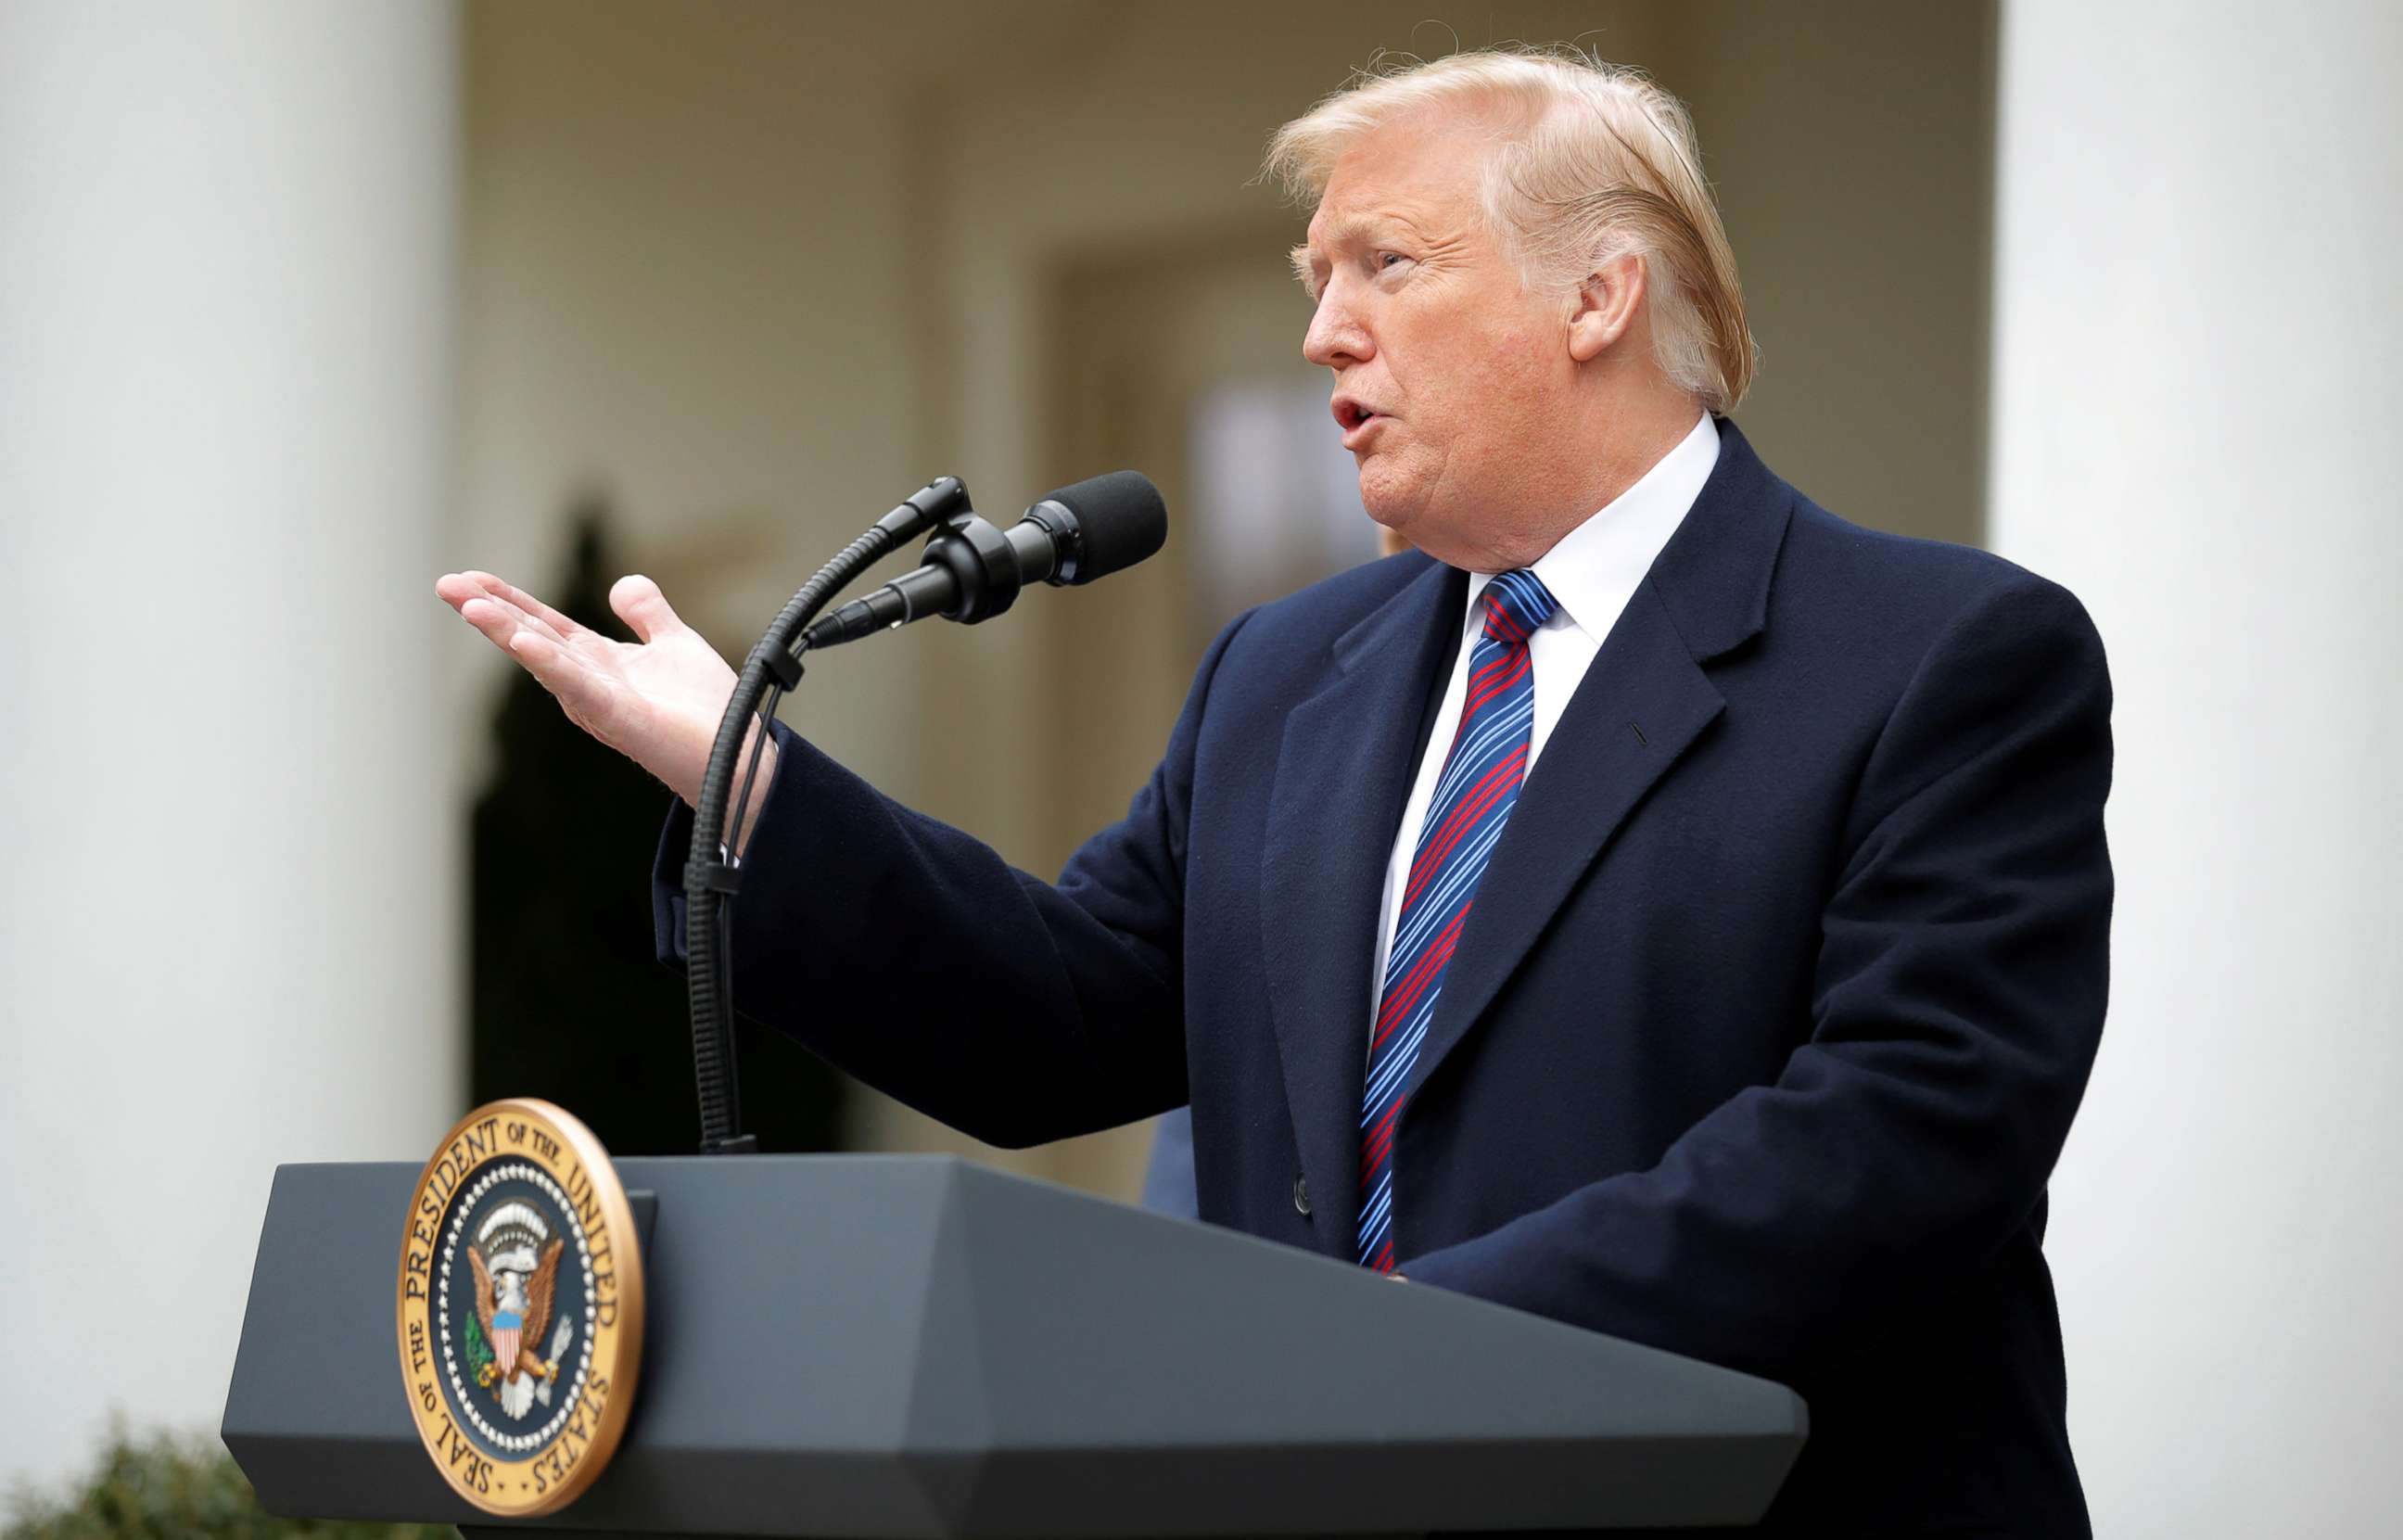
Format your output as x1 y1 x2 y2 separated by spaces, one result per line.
610 575 690 644
439 570 531 616
435 572 490 613
453 574 573 649
456 599 577 681
465 571 584 640
454 596 527 652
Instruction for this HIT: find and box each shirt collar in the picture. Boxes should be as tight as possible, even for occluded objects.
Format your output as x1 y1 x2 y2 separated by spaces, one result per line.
1465 412 1722 639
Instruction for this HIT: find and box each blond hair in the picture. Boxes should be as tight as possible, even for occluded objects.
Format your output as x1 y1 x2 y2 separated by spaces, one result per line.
1265 46 1755 414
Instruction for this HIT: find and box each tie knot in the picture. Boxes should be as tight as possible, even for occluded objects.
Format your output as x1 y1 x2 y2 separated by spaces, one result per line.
1479 569 1558 644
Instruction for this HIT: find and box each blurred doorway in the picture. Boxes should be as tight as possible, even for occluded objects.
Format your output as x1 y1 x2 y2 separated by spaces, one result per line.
1037 227 1378 869
926 224 1390 1201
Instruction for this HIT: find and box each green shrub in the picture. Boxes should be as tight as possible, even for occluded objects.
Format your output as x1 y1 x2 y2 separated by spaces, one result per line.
4 1426 449 1540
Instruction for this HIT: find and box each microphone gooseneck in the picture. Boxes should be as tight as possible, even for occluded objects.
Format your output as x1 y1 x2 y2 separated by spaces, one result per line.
683 476 970 1155
683 470 1166 1155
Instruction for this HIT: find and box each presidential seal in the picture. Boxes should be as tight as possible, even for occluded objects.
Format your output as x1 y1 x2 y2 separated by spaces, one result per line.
396 1100 644 1516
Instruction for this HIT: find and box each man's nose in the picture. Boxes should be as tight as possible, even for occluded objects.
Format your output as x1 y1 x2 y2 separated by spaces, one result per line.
1303 282 1373 369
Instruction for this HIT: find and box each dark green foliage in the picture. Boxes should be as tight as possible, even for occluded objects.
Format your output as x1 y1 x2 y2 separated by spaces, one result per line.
468 503 845 1156
2 1425 447 1540
462 1310 492 1382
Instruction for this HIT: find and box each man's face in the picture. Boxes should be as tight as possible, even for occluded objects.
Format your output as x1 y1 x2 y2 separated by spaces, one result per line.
1298 108 1572 566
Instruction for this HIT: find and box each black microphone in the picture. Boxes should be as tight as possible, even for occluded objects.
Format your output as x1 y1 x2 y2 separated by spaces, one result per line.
801 470 1166 649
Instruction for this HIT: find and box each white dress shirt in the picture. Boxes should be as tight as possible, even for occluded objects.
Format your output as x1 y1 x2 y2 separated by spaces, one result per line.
1368 413 1722 1022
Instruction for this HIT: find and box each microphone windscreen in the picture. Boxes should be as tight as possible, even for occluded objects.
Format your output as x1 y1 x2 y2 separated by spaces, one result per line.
1047 470 1167 584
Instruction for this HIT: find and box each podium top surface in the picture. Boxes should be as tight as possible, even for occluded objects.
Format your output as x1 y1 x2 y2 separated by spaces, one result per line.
225 1154 1803 1537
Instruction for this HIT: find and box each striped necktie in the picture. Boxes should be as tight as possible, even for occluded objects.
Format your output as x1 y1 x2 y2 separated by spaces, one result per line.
1357 568 1558 1272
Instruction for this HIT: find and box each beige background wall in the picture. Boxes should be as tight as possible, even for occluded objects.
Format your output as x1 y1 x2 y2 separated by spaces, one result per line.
456 0 1995 1194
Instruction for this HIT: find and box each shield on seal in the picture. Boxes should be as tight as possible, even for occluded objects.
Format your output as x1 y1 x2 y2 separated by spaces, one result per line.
491 1309 523 1376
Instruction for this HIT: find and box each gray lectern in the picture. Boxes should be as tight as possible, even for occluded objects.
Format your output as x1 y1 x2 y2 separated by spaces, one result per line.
224 1155 1805 1537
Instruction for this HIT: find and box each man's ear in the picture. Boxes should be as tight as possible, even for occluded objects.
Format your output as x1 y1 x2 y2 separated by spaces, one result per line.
1567 250 1647 363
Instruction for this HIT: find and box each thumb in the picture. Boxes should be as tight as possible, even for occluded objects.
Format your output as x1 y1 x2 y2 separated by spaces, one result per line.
610 574 689 643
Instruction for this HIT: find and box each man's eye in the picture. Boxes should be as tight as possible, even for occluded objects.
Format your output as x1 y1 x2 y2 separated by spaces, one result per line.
1378 252 1411 271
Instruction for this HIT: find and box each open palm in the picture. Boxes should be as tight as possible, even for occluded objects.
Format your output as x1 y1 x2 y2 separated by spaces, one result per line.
435 569 764 815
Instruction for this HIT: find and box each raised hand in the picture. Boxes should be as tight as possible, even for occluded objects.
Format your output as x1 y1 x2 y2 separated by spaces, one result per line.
434 570 771 826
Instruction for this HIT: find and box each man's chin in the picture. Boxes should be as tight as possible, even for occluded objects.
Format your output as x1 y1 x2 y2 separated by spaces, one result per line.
1354 466 1423 537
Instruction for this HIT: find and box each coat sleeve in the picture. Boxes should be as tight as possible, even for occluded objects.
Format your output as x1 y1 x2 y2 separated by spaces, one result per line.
649 608 1256 1149
1402 574 2114 1382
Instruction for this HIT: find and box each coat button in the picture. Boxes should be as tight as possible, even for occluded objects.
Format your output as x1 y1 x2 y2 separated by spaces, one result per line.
1292 1174 1312 1216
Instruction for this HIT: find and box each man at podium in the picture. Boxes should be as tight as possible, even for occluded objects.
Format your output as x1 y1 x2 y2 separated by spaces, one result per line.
439 49 2110 1536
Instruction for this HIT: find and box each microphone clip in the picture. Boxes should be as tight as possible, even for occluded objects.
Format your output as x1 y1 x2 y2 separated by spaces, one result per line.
922 511 1026 625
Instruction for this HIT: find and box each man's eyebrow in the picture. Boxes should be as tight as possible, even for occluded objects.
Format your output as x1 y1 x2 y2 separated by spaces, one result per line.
1290 215 1384 294
1308 215 1384 252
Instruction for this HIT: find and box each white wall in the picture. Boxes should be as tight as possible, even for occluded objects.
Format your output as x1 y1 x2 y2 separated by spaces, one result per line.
1990 2 2403 1531
0 0 460 1494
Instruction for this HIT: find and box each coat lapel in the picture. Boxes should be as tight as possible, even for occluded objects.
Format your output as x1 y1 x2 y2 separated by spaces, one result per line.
1402 419 1798 1104
1260 557 1465 1258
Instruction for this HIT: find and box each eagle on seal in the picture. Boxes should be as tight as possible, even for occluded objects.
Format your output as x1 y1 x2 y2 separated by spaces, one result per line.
468 1203 565 1409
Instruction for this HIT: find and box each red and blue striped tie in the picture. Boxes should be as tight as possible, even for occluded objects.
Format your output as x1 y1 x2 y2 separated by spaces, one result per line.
1358 568 1558 1272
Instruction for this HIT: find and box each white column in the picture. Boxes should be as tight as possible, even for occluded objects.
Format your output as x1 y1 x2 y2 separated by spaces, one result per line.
1990 2 2402 1533
0 0 459 1491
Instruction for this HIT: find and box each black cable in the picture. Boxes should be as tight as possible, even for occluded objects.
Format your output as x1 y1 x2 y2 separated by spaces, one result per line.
724 683 782 863
702 681 782 1151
